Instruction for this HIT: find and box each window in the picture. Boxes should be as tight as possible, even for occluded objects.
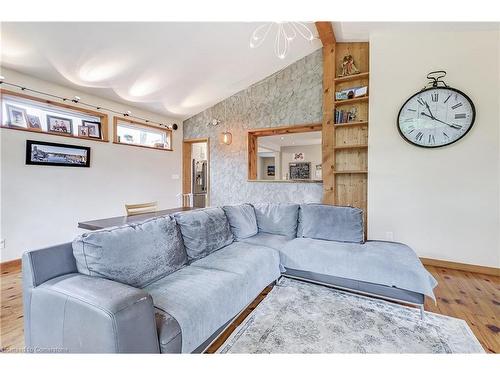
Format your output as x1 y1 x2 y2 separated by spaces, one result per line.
0 89 108 142
113 117 172 151
248 124 322 182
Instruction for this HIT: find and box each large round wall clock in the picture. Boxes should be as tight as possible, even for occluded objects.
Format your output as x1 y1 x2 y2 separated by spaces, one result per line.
397 71 476 148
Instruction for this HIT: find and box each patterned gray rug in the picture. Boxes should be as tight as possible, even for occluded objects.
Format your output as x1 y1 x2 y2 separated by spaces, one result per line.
218 278 484 353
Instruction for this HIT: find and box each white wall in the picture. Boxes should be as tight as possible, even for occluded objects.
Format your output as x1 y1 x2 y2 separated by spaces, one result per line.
368 30 500 268
281 144 322 180
0 68 183 261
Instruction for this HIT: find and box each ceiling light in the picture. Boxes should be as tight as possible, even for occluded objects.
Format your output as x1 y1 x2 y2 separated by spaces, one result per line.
250 22 316 59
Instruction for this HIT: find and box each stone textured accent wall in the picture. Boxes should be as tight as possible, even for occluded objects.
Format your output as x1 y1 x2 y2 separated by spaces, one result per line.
183 49 324 206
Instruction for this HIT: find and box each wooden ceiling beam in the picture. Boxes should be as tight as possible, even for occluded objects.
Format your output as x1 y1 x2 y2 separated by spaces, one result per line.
315 22 336 46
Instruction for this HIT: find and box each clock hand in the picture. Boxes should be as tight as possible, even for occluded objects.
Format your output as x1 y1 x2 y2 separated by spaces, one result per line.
424 101 435 118
420 112 462 130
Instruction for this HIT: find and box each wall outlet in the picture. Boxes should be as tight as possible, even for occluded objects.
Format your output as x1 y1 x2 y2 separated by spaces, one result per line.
0 239 5 249
171 174 180 180
385 232 394 241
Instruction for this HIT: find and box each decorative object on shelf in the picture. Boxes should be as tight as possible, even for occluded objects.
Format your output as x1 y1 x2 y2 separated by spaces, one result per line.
220 131 232 145
26 114 42 130
397 71 476 148
267 165 275 177
249 22 316 59
26 139 90 168
6 104 27 128
335 86 368 101
83 120 102 139
293 152 305 161
339 54 360 77
46 115 73 135
315 164 322 179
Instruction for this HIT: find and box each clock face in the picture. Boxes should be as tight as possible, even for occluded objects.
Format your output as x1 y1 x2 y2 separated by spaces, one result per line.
397 87 475 148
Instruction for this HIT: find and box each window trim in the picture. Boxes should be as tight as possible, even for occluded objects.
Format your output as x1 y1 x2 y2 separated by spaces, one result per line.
113 116 173 152
0 89 109 143
247 123 322 181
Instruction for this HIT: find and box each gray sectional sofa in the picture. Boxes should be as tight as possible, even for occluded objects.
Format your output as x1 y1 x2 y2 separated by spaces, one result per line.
22 203 437 353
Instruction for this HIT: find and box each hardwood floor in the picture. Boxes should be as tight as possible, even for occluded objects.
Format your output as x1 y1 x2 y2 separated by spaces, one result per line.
1 263 498 353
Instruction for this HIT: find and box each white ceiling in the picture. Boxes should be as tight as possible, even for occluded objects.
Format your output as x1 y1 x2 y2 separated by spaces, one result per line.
0 22 322 120
1 22 497 120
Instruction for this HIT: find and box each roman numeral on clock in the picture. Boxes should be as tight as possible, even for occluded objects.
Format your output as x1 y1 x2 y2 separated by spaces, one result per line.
443 132 449 138
455 113 466 119
444 95 451 103
416 132 423 141
417 98 425 106
431 93 439 102
428 134 435 144
451 102 463 110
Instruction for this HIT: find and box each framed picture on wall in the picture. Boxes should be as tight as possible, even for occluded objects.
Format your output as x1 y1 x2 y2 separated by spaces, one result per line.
267 165 275 176
26 140 91 167
83 120 102 139
6 104 28 128
27 115 42 130
47 115 73 134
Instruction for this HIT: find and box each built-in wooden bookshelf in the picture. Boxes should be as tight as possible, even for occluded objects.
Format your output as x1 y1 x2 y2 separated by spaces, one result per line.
316 21 369 230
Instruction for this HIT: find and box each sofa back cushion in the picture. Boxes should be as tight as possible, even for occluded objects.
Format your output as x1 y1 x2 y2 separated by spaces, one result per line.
299 204 364 243
252 203 299 239
72 215 187 288
222 204 258 240
174 208 234 261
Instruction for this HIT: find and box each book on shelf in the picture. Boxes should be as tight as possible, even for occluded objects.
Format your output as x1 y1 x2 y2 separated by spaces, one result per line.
335 108 360 124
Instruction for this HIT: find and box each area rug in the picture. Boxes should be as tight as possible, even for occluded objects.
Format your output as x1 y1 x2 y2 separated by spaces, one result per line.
218 278 484 353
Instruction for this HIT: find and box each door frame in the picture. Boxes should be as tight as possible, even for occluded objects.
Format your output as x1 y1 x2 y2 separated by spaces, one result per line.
182 138 210 207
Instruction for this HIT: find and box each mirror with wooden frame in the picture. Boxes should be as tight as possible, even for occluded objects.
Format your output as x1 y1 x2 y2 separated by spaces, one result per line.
248 123 322 182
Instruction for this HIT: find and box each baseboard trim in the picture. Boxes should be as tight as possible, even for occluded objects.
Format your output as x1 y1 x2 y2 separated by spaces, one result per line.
420 257 499 276
0 258 21 274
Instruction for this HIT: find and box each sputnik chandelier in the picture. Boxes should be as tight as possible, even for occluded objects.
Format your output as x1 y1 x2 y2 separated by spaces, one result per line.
249 22 316 59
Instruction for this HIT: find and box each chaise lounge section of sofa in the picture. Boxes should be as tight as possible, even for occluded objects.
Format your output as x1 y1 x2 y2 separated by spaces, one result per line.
22 203 437 353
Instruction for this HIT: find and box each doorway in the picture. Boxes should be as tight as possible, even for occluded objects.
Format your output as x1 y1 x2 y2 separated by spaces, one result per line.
182 138 210 208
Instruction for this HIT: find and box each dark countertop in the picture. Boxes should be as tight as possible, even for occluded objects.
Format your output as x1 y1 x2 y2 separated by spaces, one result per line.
78 207 195 230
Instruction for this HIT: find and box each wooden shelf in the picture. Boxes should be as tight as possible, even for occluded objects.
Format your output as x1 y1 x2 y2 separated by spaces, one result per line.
335 144 368 150
113 141 173 152
334 72 369 83
334 121 368 127
0 125 109 143
334 96 369 106
334 170 368 174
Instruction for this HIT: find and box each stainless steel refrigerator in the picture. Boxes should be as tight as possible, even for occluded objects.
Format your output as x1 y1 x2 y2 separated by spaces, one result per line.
192 159 207 208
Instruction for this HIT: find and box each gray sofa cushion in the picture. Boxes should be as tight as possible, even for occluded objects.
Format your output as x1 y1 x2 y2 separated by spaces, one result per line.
280 238 437 299
252 203 299 239
239 232 291 251
72 215 187 288
222 204 258 240
145 242 281 353
174 208 234 261
299 204 364 243
144 266 250 353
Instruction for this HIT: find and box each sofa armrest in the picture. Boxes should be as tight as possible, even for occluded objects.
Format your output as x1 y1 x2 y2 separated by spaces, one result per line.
27 273 160 353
